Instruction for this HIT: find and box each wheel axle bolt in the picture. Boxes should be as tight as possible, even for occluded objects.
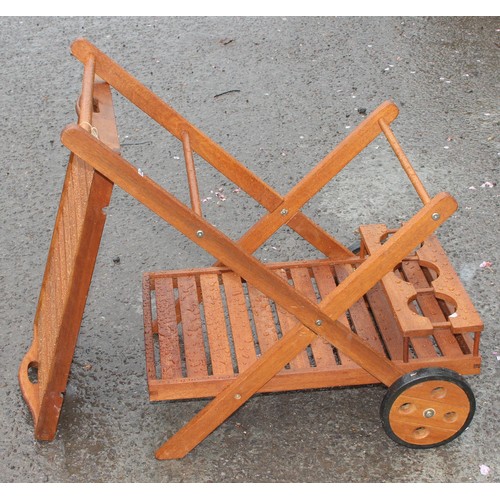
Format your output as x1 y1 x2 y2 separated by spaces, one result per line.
424 408 435 418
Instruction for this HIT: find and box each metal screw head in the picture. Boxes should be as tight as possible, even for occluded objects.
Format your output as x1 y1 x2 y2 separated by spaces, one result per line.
234 393 242 400
280 208 288 216
196 230 204 238
431 213 441 221
423 408 435 418
315 319 323 326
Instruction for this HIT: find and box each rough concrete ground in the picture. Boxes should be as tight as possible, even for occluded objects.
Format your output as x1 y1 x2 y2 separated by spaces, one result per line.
0 16 498 483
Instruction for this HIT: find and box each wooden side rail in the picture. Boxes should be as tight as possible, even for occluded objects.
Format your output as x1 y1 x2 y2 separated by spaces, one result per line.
379 118 431 205
181 131 202 216
18 80 119 440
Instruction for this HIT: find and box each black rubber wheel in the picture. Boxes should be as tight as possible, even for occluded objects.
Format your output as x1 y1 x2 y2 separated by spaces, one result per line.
380 367 475 449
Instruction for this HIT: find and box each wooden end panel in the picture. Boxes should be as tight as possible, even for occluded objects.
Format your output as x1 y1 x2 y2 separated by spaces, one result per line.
19 82 118 440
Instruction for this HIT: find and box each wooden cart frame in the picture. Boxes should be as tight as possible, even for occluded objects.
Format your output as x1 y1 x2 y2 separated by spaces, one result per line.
19 39 483 459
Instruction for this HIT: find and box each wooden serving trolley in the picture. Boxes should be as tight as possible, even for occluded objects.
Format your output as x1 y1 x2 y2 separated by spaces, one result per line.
19 39 483 460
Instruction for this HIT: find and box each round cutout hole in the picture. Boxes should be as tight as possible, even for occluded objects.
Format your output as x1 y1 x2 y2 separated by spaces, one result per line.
27 362 39 384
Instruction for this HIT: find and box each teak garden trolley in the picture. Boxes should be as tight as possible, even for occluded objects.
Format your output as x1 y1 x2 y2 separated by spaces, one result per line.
19 39 483 460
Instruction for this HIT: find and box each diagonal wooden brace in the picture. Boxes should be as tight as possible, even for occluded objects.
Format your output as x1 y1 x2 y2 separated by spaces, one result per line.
212 100 399 264
61 124 457 459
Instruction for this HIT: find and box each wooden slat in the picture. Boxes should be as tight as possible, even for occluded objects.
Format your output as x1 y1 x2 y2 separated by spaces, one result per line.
59 216 72 287
274 269 311 371
199 274 234 376
221 273 257 372
312 265 355 366
365 282 404 361
177 276 208 377
289 268 337 368
65 166 79 252
148 257 362 281
247 283 280 355
334 264 386 354
156 277 183 379
54 224 67 298
142 274 157 381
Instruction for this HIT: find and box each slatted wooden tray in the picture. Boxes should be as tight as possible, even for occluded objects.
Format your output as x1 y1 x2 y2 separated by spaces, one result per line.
143 227 482 402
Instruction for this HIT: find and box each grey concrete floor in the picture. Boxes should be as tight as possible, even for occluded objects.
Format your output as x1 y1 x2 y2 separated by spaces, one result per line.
0 16 498 483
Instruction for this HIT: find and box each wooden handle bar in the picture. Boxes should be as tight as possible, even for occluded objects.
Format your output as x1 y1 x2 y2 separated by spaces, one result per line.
379 118 431 204
78 55 96 131
181 131 202 217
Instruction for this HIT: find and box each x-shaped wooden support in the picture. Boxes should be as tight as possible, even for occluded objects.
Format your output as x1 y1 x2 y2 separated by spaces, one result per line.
58 40 459 459
62 120 457 459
